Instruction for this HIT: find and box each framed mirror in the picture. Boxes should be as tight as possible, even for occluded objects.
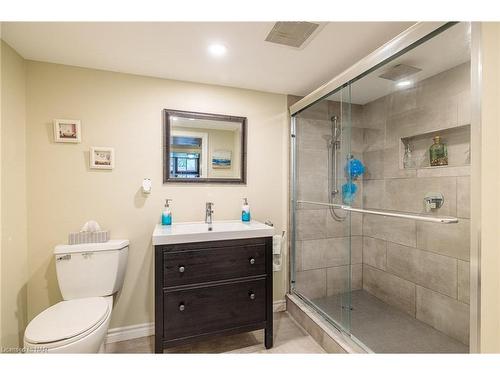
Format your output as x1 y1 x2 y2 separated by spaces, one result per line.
163 109 247 184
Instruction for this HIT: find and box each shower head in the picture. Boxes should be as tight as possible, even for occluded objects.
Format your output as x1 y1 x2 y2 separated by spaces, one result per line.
378 63 421 82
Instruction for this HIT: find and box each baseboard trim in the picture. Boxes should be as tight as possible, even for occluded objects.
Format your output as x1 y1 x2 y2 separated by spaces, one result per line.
106 300 287 344
105 322 155 344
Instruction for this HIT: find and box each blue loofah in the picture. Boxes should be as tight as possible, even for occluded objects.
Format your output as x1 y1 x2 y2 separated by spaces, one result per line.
342 182 357 205
346 158 365 179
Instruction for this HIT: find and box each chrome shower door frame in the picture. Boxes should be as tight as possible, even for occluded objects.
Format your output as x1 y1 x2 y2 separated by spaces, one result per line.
289 21 481 352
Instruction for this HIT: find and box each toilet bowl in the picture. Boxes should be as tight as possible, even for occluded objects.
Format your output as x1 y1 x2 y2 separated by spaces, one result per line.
23 239 129 353
24 296 113 353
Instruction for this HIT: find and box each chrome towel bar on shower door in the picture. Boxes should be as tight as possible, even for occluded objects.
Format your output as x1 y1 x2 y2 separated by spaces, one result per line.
296 200 459 224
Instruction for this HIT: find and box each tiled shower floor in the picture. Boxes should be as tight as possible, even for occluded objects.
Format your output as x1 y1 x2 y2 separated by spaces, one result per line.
313 290 468 353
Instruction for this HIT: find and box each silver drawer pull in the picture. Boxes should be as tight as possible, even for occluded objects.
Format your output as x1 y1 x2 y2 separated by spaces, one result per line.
178 266 185 273
179 303 185 311
249 257 255 265
249 291 255 300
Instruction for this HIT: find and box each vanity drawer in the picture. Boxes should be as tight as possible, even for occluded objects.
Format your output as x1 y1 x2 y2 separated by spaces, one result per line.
163 243 266 286
163 278 266 340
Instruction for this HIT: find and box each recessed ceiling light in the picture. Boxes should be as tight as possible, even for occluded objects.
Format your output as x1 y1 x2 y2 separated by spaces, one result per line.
208 43 227 57
396 80 412 88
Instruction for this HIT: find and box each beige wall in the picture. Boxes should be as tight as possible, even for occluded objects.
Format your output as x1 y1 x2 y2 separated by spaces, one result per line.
477 22 500 353
25 61 288 329
0 40 28 347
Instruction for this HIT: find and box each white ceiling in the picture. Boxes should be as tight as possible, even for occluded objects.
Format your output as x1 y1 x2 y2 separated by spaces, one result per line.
1 22 415 96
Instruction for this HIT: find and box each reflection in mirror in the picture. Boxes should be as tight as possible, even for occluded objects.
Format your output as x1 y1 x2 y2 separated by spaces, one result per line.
163 110 246 183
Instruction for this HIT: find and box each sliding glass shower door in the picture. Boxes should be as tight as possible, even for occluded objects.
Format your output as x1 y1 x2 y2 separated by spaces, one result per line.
290 22 472 353
291 85 354 332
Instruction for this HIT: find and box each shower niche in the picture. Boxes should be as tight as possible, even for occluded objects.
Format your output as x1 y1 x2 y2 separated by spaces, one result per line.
400 123 471 174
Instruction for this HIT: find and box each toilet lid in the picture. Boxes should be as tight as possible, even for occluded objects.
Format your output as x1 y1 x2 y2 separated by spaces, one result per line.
24 297 110 344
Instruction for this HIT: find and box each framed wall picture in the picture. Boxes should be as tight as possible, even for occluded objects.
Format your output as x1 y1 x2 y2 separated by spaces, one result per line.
212 150 232 169
54 119 81 143
90 147 115 170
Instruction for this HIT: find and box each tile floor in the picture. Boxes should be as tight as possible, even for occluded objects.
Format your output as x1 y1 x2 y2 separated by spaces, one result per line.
313 290 469 353
105 312 326 354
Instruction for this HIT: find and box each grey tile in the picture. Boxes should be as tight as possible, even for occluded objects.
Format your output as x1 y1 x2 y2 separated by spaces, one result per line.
417 250 458 298
351 236 363 264
296 209 326 240
362 264 416 316
294 241 303 271
296 118 331 151
389 87 418 116
457 90 471 126
301 238 350 270
457 176 470 219
415 97 458 133
296 101 329 121
326 211 362 237
416 165 470 178
363 128 385 153
386 242 419 283
363 214 417 247
310 264 363 299
458 260 470 304
362 236 387 270
416 286 469 345
362 95 388 129
363 179 385 209
313 290 468 353
387 242 458 298
296 148 328 203
416 219 470 261
383 145 418 179
363 150 384 180
352 264 362 291
383 177 457 216
326 265 350 296
295 269 327 299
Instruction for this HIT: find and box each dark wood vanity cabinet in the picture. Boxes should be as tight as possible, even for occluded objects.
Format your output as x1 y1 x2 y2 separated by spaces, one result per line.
154 237 273 353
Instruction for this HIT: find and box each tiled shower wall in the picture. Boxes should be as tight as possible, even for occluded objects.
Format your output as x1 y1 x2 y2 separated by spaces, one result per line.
360 62 471 345
290 61 470 346
291 96 365 300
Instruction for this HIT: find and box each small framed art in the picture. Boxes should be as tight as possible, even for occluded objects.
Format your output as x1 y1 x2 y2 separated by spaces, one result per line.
90 147 115 170
54 119 81 143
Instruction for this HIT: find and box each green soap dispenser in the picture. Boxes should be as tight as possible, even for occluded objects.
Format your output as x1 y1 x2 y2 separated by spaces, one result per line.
162 199 173 225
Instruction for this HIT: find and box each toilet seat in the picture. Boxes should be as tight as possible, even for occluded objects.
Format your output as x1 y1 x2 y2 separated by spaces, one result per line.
24 297 110 348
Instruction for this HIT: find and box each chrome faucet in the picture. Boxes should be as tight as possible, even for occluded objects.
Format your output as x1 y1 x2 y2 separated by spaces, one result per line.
205 202 214 228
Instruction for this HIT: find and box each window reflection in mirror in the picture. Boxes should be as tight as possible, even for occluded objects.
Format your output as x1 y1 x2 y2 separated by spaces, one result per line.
164 110 246 183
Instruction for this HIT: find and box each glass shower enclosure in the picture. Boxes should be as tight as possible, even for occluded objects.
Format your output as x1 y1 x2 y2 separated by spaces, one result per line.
290 22 472 353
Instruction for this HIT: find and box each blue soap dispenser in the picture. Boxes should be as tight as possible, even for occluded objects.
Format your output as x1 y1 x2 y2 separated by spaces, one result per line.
242 198 251 222
162 199 173 225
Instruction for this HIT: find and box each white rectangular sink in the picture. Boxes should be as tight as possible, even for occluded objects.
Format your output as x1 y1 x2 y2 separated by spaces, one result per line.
152 220 275 245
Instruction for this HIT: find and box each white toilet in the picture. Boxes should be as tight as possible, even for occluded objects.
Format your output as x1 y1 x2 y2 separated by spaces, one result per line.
24 240 129 353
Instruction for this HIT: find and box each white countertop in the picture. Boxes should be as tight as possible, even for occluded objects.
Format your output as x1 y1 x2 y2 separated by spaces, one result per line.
152 220 275 245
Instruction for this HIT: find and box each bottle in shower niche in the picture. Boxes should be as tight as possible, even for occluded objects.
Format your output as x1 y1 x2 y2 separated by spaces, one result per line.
403 142 415 169
429 135 448 166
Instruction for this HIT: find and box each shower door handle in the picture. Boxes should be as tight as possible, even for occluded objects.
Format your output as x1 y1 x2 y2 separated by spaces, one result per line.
296 200 459 224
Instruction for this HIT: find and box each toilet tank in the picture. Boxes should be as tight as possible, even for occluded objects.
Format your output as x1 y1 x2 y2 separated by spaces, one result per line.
54 240 129 300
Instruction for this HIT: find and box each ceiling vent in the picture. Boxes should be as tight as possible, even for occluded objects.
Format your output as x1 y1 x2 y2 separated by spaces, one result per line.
265 22 320 48
378 64 422 81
